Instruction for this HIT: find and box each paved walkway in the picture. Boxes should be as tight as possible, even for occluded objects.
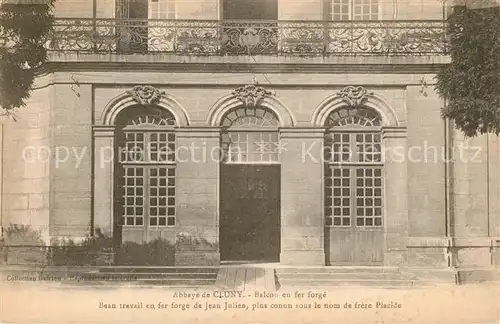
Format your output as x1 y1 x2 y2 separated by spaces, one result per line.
214 266 277 291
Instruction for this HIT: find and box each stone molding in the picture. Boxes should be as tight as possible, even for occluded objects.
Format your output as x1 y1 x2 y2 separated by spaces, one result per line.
312 88 399 127
407 236 500 248
100 89 190 127
206 90 295 127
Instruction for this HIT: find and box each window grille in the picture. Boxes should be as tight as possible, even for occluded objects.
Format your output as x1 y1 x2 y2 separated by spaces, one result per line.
325 0 380 21
221 106 281 164
324 107 383 228
116 106 177 228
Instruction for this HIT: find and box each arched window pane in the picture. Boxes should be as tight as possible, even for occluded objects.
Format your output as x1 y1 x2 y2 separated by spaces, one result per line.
221 106 280 163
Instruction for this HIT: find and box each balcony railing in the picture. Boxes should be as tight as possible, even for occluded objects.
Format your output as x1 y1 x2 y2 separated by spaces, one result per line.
42 18 447 56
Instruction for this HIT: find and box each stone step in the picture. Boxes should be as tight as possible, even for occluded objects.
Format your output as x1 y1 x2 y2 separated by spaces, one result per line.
276 272 407 280
276 267 400 274
277 278 414 288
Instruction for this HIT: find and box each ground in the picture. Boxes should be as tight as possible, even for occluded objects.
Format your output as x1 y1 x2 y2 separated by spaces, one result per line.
1 281 498 324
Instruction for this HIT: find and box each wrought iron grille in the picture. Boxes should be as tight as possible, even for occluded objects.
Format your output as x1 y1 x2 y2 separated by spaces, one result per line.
43 19 447 55
324 107 383 228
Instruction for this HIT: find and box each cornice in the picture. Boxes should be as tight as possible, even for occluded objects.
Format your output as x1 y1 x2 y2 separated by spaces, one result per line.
42 61 449 75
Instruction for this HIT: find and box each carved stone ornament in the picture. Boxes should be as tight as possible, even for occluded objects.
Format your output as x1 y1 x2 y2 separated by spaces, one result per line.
337 86 374 108
127 85 165 105
232 85 274 108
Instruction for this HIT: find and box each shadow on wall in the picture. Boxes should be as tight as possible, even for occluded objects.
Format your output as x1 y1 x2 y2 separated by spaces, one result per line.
1 225 219 266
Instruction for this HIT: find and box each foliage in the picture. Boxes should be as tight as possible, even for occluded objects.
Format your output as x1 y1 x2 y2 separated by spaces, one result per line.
175 231 218 250
436 5 500 137
0 0 55 111
114 238 175 266
4 224 45 245
47 230 114 266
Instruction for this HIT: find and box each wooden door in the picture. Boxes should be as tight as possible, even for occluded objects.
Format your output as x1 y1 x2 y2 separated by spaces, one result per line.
325 166 384 265
220 165 280 262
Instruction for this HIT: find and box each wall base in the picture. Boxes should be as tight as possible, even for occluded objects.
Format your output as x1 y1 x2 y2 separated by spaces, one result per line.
280 250 325 266
457 268 500 284
174 251 220 266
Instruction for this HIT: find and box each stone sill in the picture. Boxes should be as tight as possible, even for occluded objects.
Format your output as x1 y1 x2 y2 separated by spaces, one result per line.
47 53 450 66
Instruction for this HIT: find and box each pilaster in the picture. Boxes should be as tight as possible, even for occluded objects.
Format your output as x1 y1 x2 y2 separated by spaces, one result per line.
279 127 325 266
382 126 409 266
92 126 115 237
174 127 221 266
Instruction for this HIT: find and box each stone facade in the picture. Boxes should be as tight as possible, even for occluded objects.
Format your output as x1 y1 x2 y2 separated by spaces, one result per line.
0 0 498 275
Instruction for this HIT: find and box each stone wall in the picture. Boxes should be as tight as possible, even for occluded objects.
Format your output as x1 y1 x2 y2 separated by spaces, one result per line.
3 69 498 268
51 0 445 20
406 85 448 267
1 86 52 243
1 85 52 264
49 84 93 237
452 133 495 268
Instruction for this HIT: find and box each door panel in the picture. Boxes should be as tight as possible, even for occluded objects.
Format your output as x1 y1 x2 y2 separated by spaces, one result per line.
325 165 384 265
354 229 384 264
325 228 354 265
220 165 280 262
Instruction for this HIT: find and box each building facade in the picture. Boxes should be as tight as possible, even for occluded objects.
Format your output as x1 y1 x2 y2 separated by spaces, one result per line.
1 0 499 274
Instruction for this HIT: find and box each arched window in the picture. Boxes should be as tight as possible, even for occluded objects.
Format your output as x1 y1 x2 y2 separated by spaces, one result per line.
324 106 383 228
221 106 280 163
115 106 177 231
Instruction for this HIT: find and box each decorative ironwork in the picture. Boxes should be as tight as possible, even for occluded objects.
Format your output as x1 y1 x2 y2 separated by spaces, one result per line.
232 85 274 108
44 19 447 56
127 85 165 105
336 86 374 108
117 106 176 128
326 107 382 127
221 106 280 163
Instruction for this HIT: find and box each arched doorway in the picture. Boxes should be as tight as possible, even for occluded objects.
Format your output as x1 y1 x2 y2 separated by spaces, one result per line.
219 106 281 262
114 105 177 244
324 106 385 265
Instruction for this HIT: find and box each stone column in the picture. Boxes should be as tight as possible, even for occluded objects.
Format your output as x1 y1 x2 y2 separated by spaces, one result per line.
92 126 115 237
174 127 220 266
382 127 409 266
280 128 325 265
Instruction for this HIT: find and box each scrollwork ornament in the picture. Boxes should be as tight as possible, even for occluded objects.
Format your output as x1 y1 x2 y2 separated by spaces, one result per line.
337 86 374 108
232 85 274 108
127 85 166 105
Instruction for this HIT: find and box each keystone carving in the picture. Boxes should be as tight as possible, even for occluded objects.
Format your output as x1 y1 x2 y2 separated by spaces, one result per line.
127 85 165 105
232 85 274 108
337 86 374 108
